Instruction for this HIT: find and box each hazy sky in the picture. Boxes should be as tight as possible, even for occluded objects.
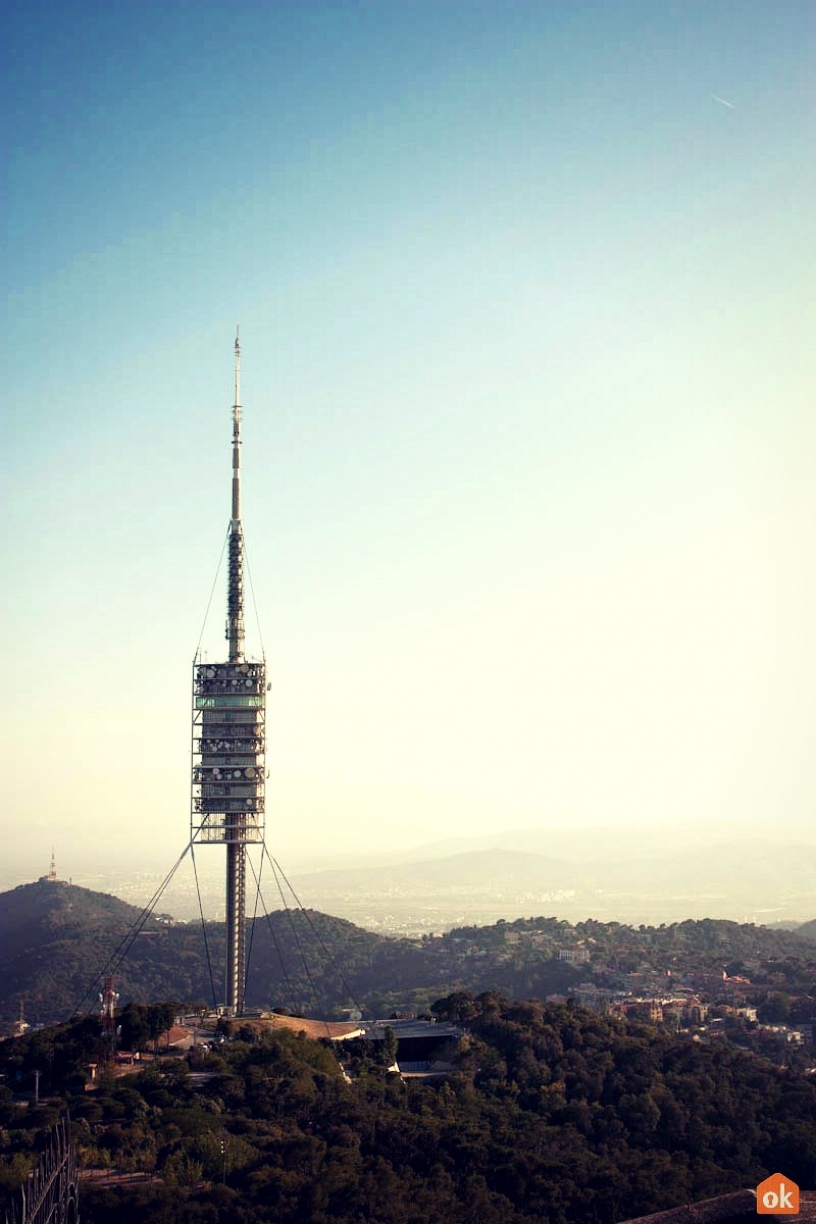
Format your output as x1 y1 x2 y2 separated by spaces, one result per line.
2 1 815 882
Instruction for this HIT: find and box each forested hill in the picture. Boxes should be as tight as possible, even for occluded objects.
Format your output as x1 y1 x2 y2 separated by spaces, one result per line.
2 880 816 1032
4 995 816 1223
0 877 149 937
0 879 163 1029
795 916 816 942
0 880 386 1031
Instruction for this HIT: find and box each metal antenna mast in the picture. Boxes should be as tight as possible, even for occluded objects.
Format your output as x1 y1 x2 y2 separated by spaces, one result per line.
191 330 267 1016
225 327 246 1014
228 328 244 663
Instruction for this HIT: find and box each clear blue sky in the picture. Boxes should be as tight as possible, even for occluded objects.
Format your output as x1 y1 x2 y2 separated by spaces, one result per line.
2 1 815 880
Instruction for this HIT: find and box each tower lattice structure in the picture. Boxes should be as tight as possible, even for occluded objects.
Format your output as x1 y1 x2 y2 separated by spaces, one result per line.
191 333 267 1016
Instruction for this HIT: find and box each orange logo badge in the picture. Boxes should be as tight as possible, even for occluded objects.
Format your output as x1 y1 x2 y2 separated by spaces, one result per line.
757 1173 799 1215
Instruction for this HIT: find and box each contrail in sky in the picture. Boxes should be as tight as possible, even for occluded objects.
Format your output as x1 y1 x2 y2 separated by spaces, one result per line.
712 94 735 109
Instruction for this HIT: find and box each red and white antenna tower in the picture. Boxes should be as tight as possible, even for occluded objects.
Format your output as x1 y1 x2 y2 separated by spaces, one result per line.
100 974 119 1052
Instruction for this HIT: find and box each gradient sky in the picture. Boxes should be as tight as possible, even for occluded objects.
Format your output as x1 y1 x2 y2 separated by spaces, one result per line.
2 1 815 882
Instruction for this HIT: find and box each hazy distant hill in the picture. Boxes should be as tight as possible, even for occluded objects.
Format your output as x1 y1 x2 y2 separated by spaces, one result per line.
294 848 577 891
288 836 816 928
16 823 816 932
596 838 816 888
792 917 816 942
400 821 816 864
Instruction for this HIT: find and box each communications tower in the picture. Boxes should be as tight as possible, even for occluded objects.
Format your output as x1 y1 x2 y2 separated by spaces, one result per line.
191 332 267 1015
100 974 119 1056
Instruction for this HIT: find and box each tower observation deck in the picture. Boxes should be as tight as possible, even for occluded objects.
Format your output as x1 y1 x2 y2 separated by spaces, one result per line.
191 332 267 1016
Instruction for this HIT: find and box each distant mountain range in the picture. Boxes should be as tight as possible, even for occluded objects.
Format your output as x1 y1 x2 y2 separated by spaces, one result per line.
6 821 816 933
292 847 576 891
286 835 816 929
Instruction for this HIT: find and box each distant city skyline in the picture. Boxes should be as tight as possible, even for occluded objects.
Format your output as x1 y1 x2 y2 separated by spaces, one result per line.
2 2 815 885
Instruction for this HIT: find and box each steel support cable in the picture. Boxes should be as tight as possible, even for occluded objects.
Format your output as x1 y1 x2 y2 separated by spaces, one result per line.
245 851 297 1006
265 847 365 1018
195 525 231 659
242 535 268 1004
242 538 266 661
244 846 266 1001
106 844 191 976
267 854 322 1014
73 843 192 1018
190 843 218 1010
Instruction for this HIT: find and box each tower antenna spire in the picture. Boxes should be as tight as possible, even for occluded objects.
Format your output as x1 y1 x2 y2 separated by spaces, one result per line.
227 326 244 661
234 325 241 408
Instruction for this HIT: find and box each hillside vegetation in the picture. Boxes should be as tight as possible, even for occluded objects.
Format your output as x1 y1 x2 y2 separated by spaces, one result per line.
3 995 816 1223
3 881 816 1031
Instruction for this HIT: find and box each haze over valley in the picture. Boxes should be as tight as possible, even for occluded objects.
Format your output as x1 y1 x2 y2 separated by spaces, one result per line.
9 818 816 936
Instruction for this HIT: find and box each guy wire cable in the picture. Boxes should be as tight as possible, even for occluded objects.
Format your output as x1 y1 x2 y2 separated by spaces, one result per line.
265 846 365 1017
190 842 218 1010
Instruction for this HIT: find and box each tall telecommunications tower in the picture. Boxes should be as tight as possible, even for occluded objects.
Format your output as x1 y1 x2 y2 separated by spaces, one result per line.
191 332 267 1016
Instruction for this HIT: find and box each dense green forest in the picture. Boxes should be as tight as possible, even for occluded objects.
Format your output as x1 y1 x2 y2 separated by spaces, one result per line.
3 995 816 1223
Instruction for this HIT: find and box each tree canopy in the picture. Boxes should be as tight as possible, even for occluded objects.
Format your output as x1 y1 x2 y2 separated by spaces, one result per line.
3 995 816 1223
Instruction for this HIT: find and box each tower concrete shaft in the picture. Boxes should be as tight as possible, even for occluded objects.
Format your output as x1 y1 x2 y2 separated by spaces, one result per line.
225 840 246 1013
